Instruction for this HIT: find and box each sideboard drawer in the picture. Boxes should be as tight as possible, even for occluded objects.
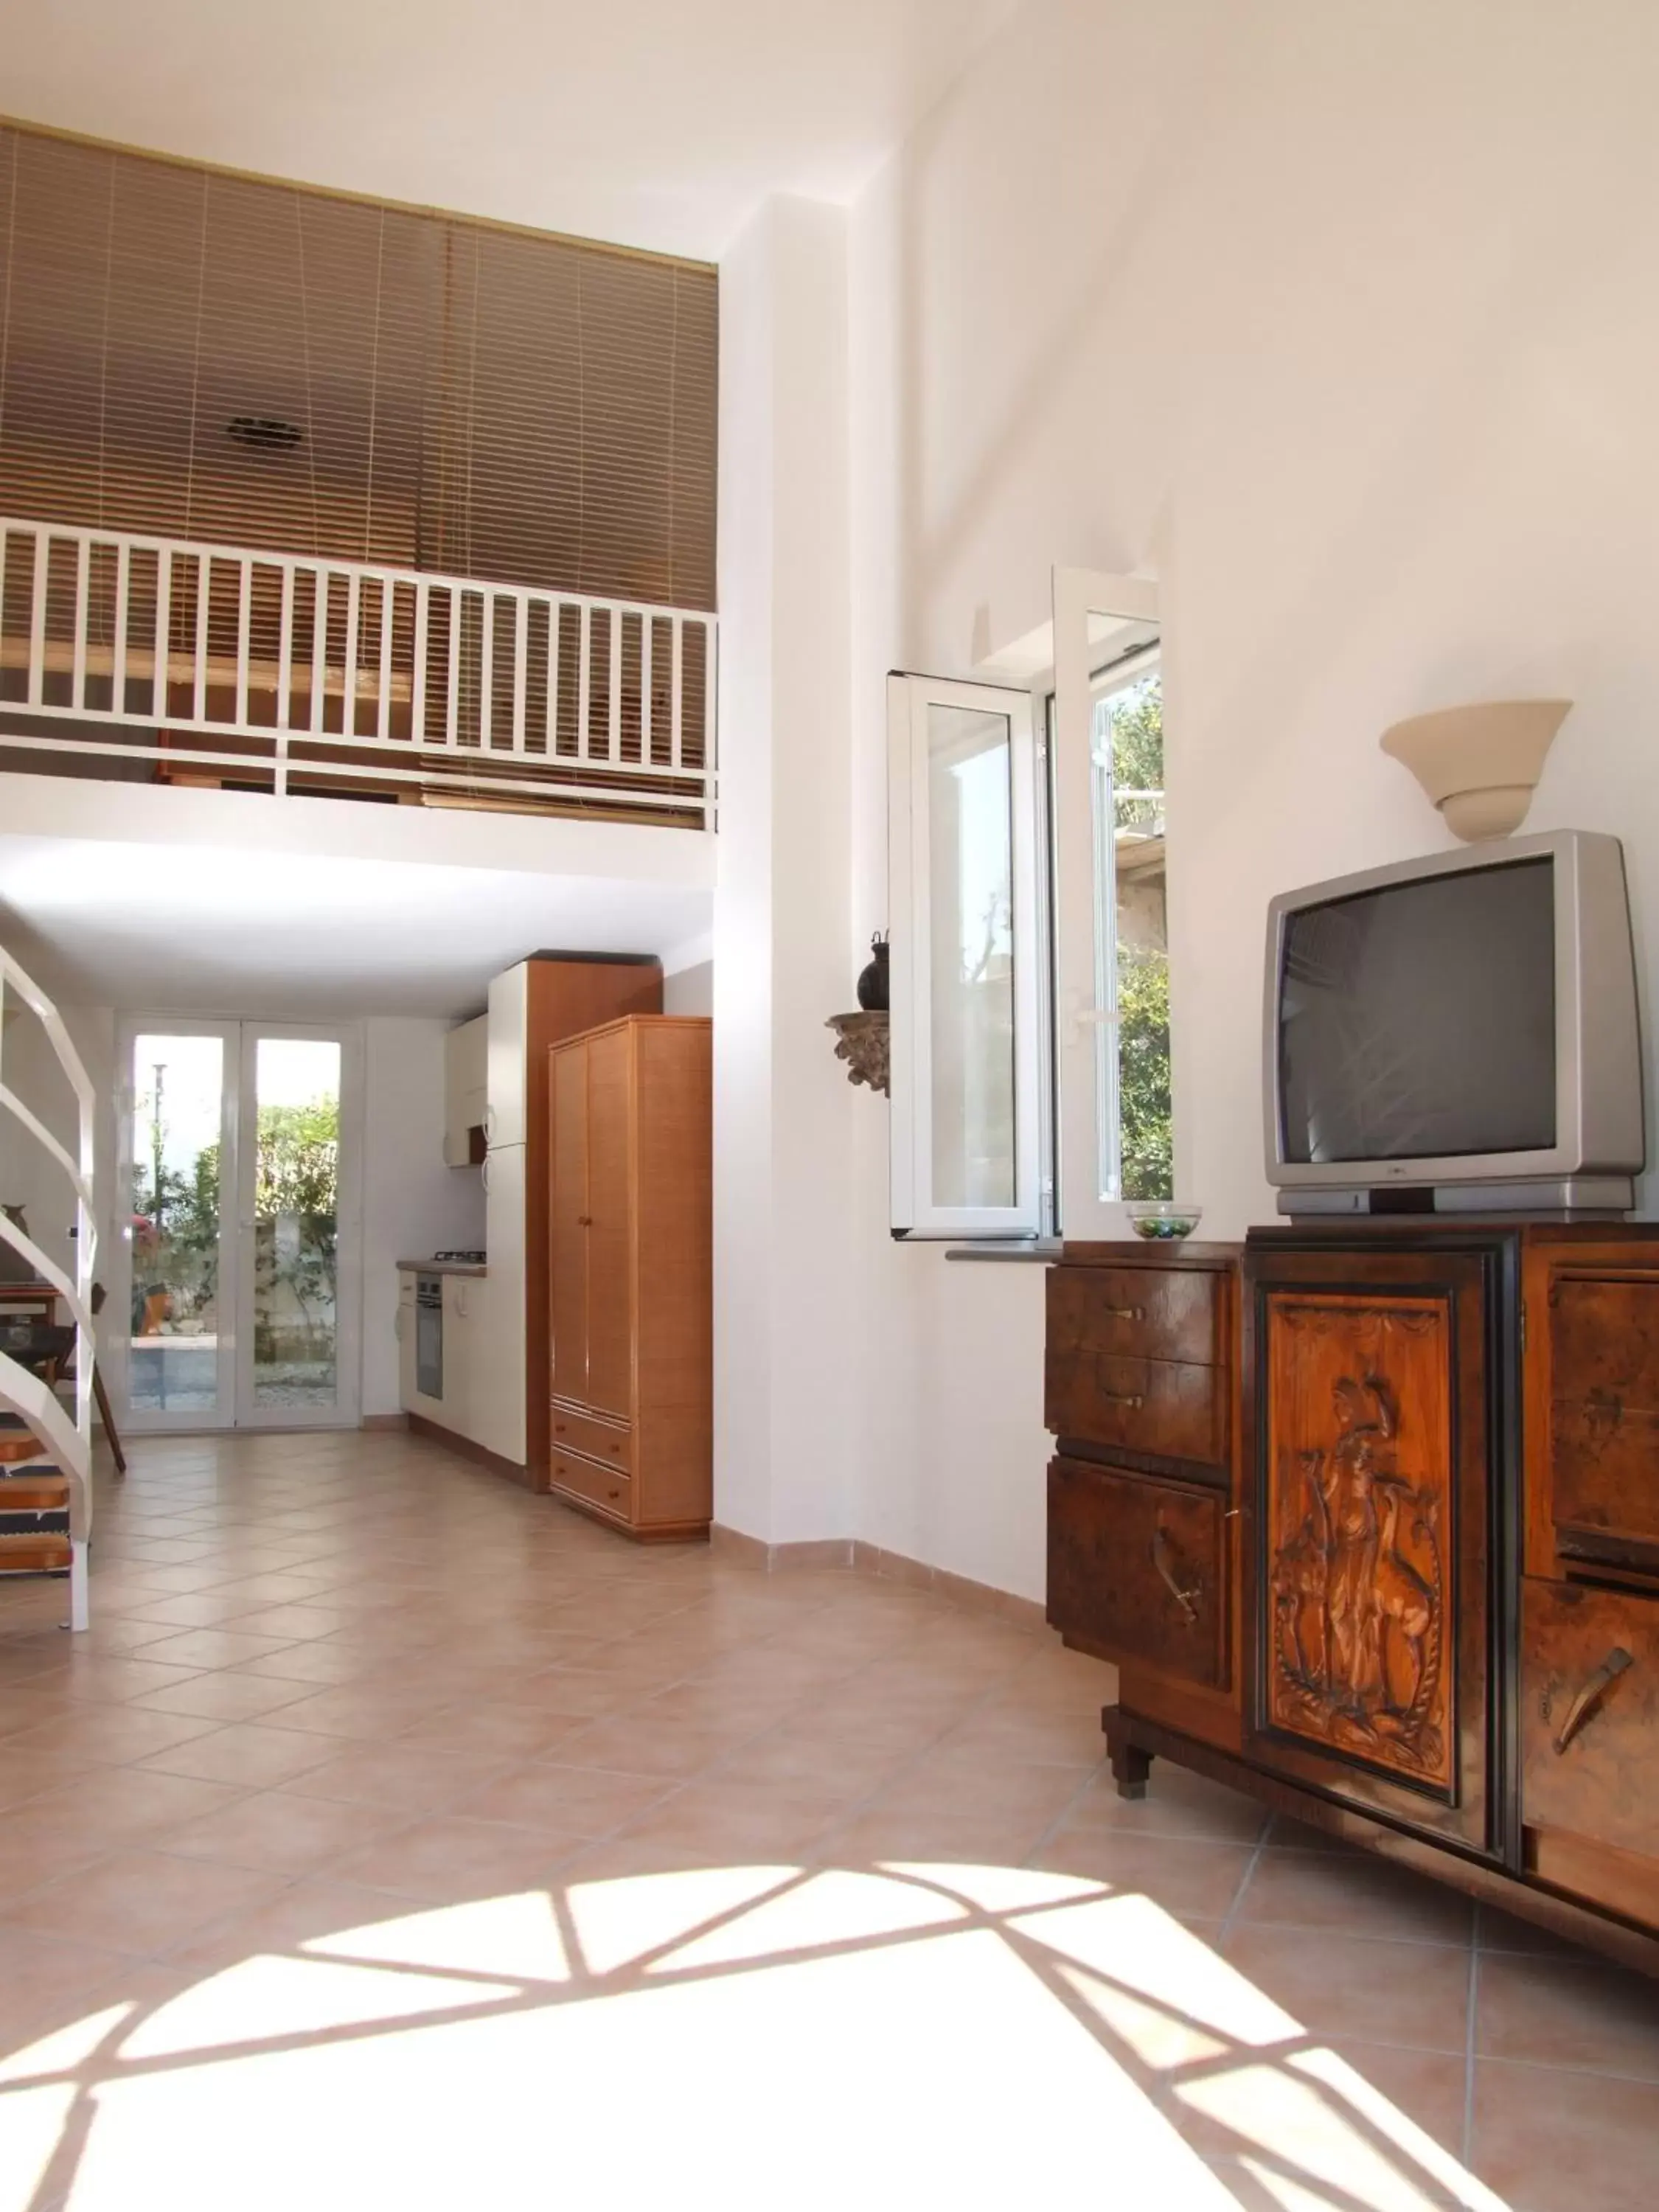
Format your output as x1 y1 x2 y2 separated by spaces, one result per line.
1520 1578 1659 1867
1050 1350 1225 1471
1546 1276 1659 1579
1048 1263 1223 1371
1047 1457 1227 1688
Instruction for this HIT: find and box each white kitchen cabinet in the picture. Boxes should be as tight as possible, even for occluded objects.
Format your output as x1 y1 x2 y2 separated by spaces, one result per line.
442 1013 490 1167
473 1141 526 1464
441 1273 476 1440
485 964 529 1150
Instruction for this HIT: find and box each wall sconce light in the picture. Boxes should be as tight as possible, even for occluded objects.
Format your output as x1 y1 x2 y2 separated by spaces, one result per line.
1380 700 1571 842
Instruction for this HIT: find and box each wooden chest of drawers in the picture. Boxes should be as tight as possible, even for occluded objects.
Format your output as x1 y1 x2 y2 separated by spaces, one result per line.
1046 1224 1659 1975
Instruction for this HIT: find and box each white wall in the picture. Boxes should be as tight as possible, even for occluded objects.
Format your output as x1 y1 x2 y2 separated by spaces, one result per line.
712 195 860 1545
728 0 1659 1600
360 1018 486 1416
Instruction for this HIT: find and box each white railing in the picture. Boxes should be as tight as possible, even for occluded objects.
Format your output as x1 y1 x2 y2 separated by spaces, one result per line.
0 517 717 829
0 947 97 1631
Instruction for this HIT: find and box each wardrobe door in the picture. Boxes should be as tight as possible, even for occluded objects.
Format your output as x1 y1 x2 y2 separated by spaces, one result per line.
549 1040 590 1406
583 1026 635 1422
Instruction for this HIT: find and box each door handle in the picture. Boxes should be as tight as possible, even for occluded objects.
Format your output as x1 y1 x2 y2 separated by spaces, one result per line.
1101 1304 1145 1322
1551 1646 1634 1755
1151 1525 1200 1624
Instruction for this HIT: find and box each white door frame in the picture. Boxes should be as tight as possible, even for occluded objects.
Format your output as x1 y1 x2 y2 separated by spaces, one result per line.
112 1015 364 1432
234 1021 365 1433
113 1016 240 1433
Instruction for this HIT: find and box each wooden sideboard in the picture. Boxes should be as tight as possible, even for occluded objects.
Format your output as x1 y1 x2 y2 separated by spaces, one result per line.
1045 1222 1659 1972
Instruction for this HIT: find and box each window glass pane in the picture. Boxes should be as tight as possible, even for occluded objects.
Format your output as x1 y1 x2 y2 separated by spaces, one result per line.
1093 667 1172 1200
129 1034 223 1415
251 1037 341 1410
928 703 1015 1208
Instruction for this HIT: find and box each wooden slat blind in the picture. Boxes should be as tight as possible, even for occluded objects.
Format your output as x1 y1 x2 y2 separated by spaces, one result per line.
0 123 717 611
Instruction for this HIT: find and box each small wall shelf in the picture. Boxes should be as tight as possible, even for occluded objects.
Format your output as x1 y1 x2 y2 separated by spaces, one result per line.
827 1012 889 1096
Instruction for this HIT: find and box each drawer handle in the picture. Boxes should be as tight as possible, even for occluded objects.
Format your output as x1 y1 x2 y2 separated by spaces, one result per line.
1102 1304 1146 1322
1102 1389 1145 1410
1552 1646 1635 1755
1151 1525 1200 1625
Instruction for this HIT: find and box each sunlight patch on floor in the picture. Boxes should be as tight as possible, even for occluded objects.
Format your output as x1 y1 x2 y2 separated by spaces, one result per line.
0 1866 1513 2212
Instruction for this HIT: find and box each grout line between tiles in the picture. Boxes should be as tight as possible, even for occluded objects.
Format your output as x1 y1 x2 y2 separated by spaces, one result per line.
1461 1904 1482 2168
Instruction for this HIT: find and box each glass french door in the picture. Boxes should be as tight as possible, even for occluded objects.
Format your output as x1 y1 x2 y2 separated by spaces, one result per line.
116 1020 362 1430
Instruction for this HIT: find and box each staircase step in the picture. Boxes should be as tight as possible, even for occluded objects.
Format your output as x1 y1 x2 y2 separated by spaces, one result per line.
0 1474 70 1512
0 1431 49 1465
0 1531 71 1573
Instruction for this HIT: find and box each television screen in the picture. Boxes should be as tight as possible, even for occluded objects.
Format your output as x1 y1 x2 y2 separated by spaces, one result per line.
1279 855 1557 1164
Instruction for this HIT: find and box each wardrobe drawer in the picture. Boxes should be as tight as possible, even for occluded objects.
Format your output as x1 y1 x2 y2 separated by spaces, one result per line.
1048 1263 1223 1371
1050 1351 1225 1472
1047 1457 1227 1688
1520 1578 1659 1865
551 1450 633 1526
550 1404 633 1475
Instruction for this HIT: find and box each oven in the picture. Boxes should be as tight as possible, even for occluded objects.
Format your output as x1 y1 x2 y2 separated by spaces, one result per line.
415 1273 443 1400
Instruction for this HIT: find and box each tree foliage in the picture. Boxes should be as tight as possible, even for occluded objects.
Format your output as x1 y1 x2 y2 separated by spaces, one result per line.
1119 948 1173 1200
1107 672 1173 1200
131 1093 340 1340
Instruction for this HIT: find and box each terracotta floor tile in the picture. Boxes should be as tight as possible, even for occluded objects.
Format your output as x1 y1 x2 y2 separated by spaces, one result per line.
1234 1843 1476 1947
553 1716 768 1778
13 1766 247 1846
2 1848 284 1955
325 1814 584 1902
0 1705 223 1766
457 1763 673 1838
114 1627 303 1669
129 1671 320 1722
159 1788 406 1874
1058 1766 1268 1847
1220 1924 1473 2053
1029 1830 1259 1921
280 1742 515 1813
1475 1948 1659 2080
135 1723 342 1789
229 1644 382 1686
1470 2057 1659 2212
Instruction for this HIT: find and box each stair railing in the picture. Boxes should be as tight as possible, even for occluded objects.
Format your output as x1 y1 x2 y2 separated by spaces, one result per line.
0 947 97 1629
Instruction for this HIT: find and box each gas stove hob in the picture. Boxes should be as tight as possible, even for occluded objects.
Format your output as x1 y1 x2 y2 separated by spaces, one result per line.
431 1250 486 1265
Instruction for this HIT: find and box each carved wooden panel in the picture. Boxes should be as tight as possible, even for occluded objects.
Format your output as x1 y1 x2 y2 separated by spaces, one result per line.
1548 1276 1659 1579
1047 1457 1226 1688
1262 1293 1454 1792
1520 1577 1659 1877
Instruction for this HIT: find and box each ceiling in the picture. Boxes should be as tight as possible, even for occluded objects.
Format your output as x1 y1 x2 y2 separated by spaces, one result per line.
0 835 712 1018
0 0 1019 259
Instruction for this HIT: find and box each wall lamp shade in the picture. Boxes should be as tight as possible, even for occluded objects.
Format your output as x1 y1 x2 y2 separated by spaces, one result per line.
1380 699 1571 842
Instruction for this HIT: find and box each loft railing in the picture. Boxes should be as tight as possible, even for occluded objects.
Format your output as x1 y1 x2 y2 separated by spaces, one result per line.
0 946 97 1631
0 518 717 830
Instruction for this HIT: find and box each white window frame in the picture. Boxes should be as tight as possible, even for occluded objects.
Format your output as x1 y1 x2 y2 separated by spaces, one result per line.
1050 567 1162 1242
888 672 1044 1239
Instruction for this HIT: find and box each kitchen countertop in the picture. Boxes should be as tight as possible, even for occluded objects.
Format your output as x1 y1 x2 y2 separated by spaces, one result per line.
396 1259 487 1277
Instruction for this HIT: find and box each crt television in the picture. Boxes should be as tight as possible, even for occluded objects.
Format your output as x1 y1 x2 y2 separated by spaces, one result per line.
1265 830 1644 1214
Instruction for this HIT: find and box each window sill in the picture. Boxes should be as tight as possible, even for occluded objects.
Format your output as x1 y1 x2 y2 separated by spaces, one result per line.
943 1239 1062 1264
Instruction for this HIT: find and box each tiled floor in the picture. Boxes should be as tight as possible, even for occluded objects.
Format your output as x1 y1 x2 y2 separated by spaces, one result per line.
0 1431 1655 2210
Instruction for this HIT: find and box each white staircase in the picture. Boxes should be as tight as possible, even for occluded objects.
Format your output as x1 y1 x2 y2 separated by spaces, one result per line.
0 948 97 1630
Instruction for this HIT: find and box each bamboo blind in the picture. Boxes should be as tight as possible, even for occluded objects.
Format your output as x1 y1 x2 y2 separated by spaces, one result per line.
0 123 717 612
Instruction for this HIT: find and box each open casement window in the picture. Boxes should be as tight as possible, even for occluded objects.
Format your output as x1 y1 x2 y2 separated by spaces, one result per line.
1051 568 1165 1240
888 673 1043 1239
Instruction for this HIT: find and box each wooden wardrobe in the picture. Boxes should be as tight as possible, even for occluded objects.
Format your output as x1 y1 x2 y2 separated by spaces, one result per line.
546 1015 712 1540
